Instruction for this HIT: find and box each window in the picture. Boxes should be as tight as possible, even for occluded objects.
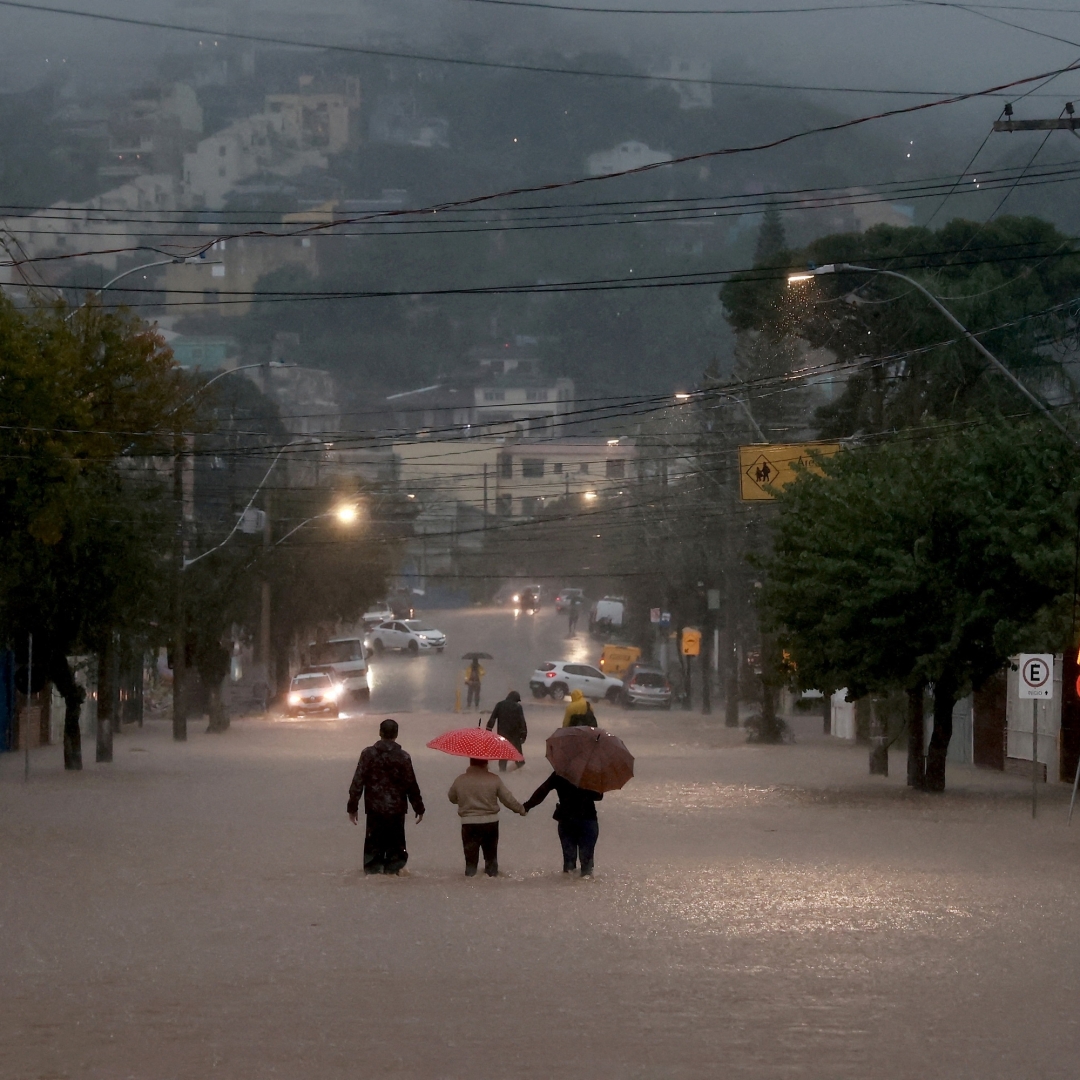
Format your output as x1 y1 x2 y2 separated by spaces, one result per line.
579 462 590 474
520 496 541 517
606 459 626 478
484 390 505 402
212 264 226 277
495 493 513 516
497 453 513 479
526 390 548 402
522 458 544 478
582 666 604 679
218 166 227 177
553 463 563 474
218 144 227 156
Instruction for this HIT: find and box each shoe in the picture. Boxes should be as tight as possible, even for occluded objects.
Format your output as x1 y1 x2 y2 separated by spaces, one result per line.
485 864 499 877
563 863 575 873
465 866 478 877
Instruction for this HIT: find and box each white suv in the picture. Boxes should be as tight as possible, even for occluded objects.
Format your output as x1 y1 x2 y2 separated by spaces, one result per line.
365 619 447 656
528 661 624 702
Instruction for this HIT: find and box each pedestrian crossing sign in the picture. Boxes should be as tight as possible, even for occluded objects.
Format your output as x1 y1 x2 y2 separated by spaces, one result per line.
739 442 841 501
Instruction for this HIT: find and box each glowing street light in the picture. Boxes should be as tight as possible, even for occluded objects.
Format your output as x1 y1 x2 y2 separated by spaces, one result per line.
786 262 1073 441
583 491 598 501
335 503 359 525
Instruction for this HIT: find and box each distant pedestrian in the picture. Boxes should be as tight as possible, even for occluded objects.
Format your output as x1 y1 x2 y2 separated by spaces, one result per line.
486 690 527 771
523 772 603 876
567 599 580 636
465 658 484 709
347 719 425 875
447 758 526 877
561 689 597 728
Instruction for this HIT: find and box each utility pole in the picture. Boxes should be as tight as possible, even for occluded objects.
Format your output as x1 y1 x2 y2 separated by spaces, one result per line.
260 491 272 709
172 432 188 742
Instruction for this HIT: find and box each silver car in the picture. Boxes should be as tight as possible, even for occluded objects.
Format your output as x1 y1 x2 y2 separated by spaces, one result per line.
366 619 446 655
620 666 673 709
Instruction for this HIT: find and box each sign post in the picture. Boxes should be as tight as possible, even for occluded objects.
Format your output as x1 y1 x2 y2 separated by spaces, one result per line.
1018 653 1054 819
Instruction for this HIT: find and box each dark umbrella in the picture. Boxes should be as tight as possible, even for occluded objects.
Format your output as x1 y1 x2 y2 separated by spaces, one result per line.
461 652 494 660
546 726 634 793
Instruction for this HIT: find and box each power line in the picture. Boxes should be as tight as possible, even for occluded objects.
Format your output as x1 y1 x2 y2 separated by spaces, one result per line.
0 0 1018 97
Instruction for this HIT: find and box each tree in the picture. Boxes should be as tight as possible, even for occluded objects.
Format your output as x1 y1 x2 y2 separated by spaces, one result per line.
721 216 1080 437
758 420 1078 789
754 201 787 266
0 298 190 767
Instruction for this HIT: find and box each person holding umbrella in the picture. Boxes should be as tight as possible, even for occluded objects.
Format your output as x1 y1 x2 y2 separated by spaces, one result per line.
462 652 491 710
486 689 527 771
525 726 635 877
427 725 527 877
448 759 527 877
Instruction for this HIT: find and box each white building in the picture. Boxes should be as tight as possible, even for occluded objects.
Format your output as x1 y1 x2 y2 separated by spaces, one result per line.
586 141 674 178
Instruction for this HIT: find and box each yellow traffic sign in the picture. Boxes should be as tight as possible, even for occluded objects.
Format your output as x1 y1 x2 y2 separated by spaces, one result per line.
739 442 840 501
681 628 701 657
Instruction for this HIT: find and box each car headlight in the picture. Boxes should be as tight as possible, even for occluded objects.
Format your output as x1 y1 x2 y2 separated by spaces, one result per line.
511 594 520 603
327 685 341 699
288 692 300 705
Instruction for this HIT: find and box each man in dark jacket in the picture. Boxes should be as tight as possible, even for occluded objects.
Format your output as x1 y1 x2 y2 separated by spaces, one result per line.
486 690 527 772
347 719 425 874
523 772 602 876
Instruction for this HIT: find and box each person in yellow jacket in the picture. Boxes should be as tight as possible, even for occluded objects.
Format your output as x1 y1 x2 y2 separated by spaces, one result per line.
561 688 596 727
464 659 485 708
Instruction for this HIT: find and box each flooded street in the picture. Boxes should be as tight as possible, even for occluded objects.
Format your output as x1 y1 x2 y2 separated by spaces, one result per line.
3 608 1080 1078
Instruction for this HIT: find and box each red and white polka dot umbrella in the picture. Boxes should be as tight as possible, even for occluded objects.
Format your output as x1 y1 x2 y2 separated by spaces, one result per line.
427 727 524 761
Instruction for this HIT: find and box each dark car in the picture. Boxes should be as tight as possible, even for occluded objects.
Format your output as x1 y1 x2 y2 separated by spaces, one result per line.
620 665 673 709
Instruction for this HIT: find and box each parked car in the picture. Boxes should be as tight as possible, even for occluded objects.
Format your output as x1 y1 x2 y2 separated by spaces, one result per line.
599 643 641 678
620 665 673 709
362 602 394 626
307 637 370 700
555 588 584 612
365 619 447 655
529 661 624 702
286 670 342 717
590 596 626 639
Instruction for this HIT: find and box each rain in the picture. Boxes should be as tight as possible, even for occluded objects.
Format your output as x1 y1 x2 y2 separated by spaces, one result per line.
3 1 1080 1076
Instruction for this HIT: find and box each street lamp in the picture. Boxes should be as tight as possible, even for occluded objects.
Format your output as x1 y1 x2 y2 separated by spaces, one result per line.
787 263 1075 442
271 502 362 548
65 256 222 321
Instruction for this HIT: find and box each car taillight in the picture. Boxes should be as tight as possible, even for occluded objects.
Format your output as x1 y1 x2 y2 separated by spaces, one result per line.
545 672 556 678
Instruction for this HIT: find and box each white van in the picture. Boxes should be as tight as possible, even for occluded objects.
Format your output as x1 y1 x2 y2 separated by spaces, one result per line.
590 597 626 638
307 637 370 700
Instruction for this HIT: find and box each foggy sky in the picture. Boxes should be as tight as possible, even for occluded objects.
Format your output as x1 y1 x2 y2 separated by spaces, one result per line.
2 0 1079 106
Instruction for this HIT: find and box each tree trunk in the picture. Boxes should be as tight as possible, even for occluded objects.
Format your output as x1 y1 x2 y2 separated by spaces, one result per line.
823 688 832 735
906 683 926 789
925 675 957 792
206 679 229 733
51 652 84 771
759 680 783 742
95 639 114 764
869 696 889 775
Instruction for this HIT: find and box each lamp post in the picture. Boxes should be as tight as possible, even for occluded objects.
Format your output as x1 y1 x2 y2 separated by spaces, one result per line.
169 371 294 742
788 263 1076 443
65 256 222 321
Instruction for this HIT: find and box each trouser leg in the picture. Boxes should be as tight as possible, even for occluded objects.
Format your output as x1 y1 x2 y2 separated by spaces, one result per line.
364 814 388 874
479 822 499 876
382 814 408 875
462 824 481 875
577 819 599 876
557 821 578 871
